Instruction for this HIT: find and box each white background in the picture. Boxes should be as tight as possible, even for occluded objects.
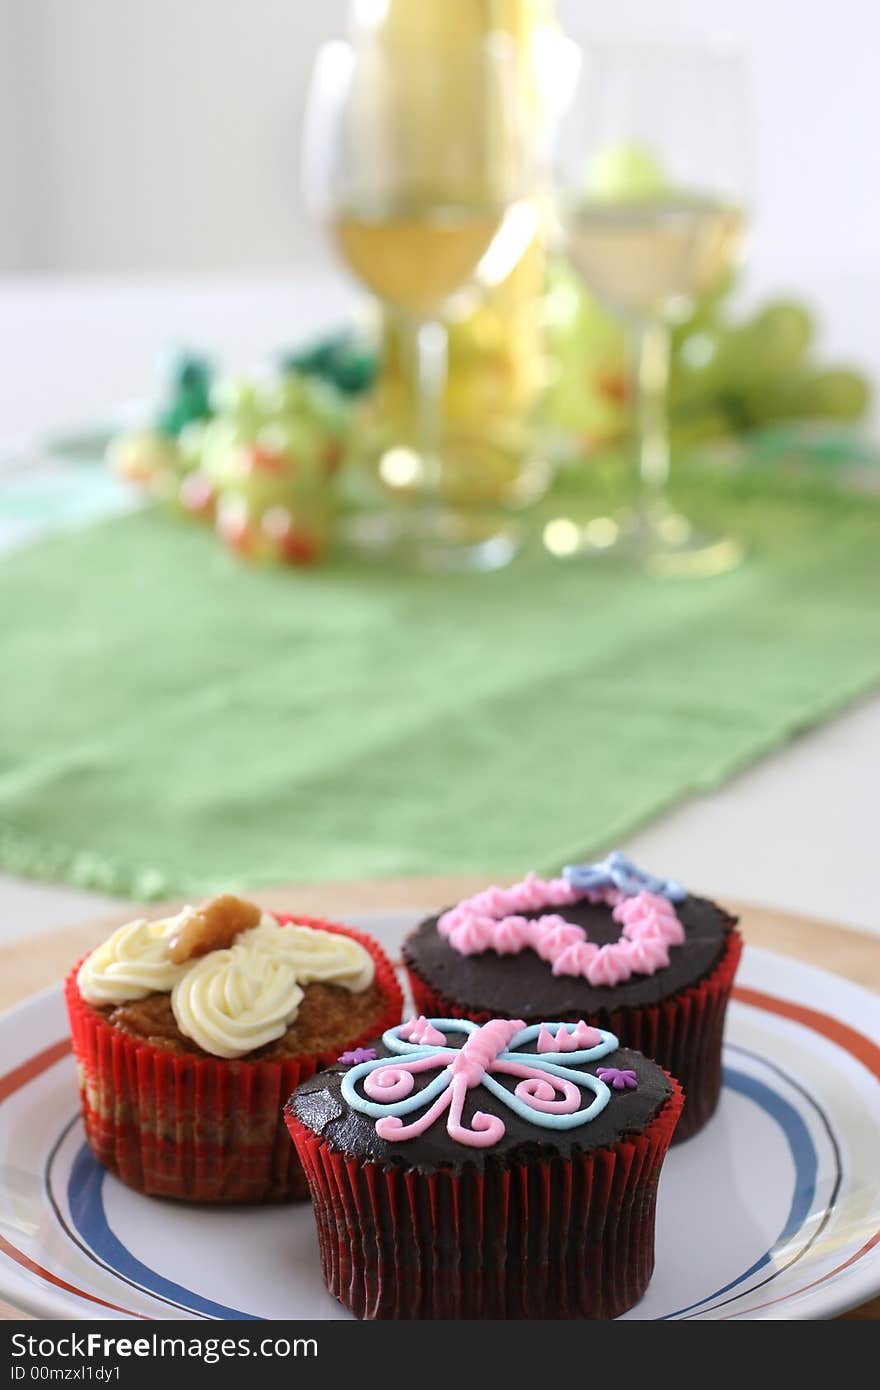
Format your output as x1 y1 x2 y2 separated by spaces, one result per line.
0 0 878 282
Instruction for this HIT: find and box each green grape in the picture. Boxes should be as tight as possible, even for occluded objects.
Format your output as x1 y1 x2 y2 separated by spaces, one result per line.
296 375 330 413
585 143 670 202
672 270 737 338
258 416 320 467
686 275 734 332
742 366 869 426
545 264 624 365
303 392 349 459
675 326 726 376
669 408 734 449
544 359 628 443
672 299 813 420
808 369 870 420
199 418 254 488
176 420 209 474
740 373 814 425
178 470 216 521
108 430 179 488
210 374 266 427
260 372 310 418
671 326 742 418
260 370 348 434
743 301 814 374
704 325 772 395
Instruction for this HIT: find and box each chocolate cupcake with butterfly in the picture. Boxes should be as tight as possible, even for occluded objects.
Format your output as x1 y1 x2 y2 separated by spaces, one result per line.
286 1013 682 1318
402 852 741 1141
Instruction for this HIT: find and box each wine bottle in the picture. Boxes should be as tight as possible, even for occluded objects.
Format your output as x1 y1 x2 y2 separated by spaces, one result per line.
348 0 558 510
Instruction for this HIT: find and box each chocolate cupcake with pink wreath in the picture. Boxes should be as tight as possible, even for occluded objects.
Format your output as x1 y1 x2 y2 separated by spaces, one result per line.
402 852 741 1141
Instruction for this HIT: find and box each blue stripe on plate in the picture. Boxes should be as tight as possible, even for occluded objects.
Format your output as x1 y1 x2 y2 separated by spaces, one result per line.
662 1064 819 1319
67 1145 260 1320
65 1061 820 1321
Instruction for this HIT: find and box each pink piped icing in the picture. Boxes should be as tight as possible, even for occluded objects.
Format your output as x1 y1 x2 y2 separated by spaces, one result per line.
345 1016 623 1149
373 1017 526 1147
615 892 685 945
449 1018 525 1085
492 916 533 954
626 936 670 973
398 1015 447 1047
536 1021 602 1052
551 940 600 977
585 942 633 987
532 916 585 960
437 878 685 987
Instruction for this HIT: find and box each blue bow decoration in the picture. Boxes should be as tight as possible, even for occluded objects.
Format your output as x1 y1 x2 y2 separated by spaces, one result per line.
562 850 686 903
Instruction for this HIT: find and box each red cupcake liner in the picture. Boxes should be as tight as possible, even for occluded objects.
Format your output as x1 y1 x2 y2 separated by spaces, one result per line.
285 1076 683 1319
406 927 742 1144
65 915 403 1203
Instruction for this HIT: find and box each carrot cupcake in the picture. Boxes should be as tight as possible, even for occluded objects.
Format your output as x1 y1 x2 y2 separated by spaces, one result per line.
286 1014 682 1318
66 893 402 1202
402 853 741 1141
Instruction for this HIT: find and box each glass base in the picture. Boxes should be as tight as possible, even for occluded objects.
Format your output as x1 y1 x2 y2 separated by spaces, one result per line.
543 503 744 578
343 507 521 573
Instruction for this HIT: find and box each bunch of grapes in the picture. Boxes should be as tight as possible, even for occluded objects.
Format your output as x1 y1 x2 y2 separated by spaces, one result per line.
542 262 630 449
670 292 869 445
109 352 350 567
544 261 870 455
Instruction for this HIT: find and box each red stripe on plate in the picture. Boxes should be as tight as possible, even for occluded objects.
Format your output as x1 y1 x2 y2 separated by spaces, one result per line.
0 1038 70 1102
732 985 880 1080
723 1228 880 1320
0 1232 144 1318
729 984 880 1317
0 1034 145 1317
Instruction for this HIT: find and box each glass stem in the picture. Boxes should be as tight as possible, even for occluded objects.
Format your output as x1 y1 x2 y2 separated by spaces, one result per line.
404 315 447 498
634 315 672 514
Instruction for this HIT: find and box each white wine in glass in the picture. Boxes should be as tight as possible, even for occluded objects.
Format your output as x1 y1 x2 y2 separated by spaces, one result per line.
303 38 534 570
551 40 751 575
332 196 507 319
566 195 744 320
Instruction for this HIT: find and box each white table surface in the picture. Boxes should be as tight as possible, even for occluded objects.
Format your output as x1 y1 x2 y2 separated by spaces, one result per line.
1 270 878 946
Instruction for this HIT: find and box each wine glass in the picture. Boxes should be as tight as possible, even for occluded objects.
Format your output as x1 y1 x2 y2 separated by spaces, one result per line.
302 36 536 570
549 37 751 575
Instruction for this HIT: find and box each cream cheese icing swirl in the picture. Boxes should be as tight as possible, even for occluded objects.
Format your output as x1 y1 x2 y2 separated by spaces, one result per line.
172 919 376 1057
171 944 305 1058
76 909 195 1004
239 920 375 993
78 909 376 1059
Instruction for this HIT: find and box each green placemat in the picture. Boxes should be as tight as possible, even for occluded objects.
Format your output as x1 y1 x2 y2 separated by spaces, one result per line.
2 470 879 899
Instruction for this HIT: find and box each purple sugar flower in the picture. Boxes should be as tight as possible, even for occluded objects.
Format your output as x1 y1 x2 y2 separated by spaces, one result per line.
597 1066 638 1091
338 1046 378 1067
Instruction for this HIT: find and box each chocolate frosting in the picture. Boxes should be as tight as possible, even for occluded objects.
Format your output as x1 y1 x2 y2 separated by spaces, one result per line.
403 893 736 1018
288 1038 673 1174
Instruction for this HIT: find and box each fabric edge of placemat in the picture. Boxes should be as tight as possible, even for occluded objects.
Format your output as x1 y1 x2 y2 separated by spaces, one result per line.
537 679 880 877
1 670 878 904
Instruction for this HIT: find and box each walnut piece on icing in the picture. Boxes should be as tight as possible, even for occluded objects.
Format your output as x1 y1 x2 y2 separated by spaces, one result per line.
167 893 263 963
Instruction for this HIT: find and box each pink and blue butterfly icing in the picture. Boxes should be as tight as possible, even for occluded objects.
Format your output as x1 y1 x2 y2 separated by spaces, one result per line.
340 1015 627 1149
436 852 687 988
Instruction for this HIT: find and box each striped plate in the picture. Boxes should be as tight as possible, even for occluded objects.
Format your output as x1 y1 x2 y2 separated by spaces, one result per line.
1 922 878 1321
